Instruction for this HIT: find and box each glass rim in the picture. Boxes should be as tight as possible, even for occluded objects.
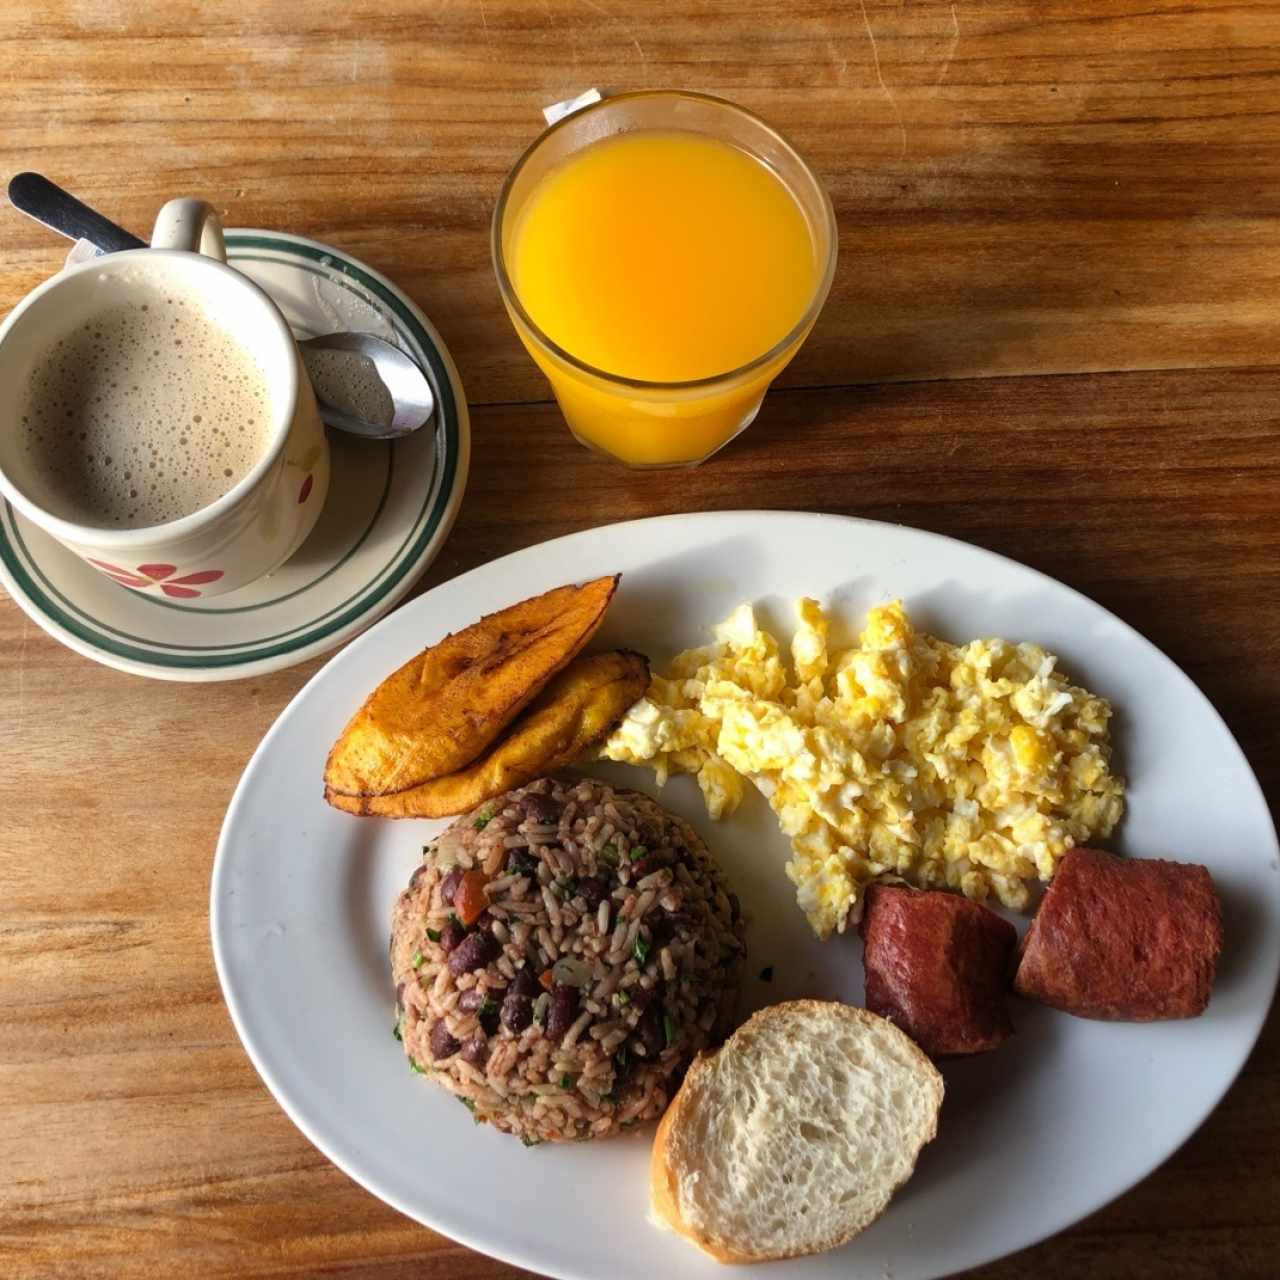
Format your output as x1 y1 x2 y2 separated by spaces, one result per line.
490 89 839 393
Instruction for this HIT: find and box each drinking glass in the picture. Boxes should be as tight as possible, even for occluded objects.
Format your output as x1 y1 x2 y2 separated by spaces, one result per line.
492 91 837 468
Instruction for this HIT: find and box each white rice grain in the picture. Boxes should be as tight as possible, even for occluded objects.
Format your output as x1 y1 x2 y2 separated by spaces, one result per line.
562 1010 592 1048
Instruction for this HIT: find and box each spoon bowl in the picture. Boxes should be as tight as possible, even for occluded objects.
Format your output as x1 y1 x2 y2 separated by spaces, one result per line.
298 332 435 440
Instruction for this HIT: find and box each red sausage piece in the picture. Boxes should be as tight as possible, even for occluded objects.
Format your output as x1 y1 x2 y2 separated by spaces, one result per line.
1013 847 1222 1021
860 884 1018 1057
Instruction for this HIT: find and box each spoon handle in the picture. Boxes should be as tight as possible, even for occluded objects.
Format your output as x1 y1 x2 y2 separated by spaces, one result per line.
8 172 147 254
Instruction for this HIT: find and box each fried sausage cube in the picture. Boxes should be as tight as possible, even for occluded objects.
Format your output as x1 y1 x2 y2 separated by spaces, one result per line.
1013 847 1222 1021
860 885 1018 1057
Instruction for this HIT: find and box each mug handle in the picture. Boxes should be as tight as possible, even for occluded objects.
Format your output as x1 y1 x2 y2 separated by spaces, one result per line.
150 198 226 262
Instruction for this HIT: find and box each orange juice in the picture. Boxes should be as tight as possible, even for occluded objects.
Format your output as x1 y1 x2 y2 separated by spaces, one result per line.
499 118 830 467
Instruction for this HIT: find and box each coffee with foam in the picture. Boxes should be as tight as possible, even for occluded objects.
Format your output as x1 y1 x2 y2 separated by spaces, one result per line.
18 295 275 529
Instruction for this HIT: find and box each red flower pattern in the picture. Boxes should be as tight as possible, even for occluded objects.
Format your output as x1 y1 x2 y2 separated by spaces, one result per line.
87 559 225 598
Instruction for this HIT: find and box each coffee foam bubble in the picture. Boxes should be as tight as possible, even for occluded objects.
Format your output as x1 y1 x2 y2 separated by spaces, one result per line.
19 295 275 529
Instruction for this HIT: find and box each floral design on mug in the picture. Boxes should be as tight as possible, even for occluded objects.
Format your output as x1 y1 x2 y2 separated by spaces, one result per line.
87 559 225 598
293 442 323 505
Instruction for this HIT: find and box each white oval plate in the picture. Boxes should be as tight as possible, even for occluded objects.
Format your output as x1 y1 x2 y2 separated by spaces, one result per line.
0 230 469 681
211 511 1280 1280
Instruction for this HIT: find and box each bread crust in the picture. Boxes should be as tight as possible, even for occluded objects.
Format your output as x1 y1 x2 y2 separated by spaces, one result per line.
649 1001 944 1264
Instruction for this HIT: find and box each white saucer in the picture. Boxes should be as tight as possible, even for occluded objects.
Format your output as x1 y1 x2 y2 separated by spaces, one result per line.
0 230 469 681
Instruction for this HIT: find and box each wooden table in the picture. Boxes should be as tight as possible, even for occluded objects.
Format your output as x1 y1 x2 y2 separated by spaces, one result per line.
2 3 1277 1276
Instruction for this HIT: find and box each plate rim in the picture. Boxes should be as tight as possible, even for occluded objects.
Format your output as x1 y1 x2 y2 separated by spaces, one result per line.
0 228 470 682
211 508 1280 1277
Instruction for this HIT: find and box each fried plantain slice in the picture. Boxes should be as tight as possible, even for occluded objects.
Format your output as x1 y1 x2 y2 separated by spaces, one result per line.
325 649 649 819
324 575 620 797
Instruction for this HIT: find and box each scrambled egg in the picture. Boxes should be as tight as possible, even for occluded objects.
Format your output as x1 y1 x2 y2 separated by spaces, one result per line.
602 599 1125 938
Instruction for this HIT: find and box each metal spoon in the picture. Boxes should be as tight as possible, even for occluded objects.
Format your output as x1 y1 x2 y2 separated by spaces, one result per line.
7 172 434 440
297 332 435 440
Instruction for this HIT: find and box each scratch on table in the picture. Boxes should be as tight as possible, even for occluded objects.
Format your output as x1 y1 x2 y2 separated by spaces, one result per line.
478 0 493 44
540 0 584 71
858 0 907 159
576 0 647 69
935 3 961 88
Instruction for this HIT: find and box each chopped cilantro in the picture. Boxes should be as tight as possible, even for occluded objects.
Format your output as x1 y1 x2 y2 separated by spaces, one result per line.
479 997 498 1017
392 1018 402 1041
632 935 651 966
759 966 774 982
459 1097 476 1112
409 1058 424 1074
615 990 631 1006
630 845 648 861
600 844 620 866
663 1013 677 1047
521 1135 543 1147
448 912 463 931
426 928 441 943
411 950 424 968
473 809 495 830
560 1073 574 1089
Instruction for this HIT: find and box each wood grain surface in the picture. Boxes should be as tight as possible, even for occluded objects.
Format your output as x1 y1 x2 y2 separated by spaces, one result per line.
3 0 1280 404
1 2 1278 1278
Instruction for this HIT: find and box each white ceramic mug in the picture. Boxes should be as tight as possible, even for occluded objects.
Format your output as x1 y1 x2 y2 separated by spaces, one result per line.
0 199 329 599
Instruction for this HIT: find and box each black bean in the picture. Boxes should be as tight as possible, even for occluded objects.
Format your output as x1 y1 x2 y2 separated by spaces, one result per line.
456 985 501 1033
655 912 692 948
408 863 428 891
447 931 497 976
577 876 608 909
630 984 657 1015
439 920 467 954
546 986 579 1041
507 850 539 877
440 867 465 904
501 992 533 1033
649 917 674 949
460 1032 489 1067
521 792 563 825
636 1004 664 1056
456 988 486 1013
510 967 541 999
430 1021 460 1060
473 909 494 934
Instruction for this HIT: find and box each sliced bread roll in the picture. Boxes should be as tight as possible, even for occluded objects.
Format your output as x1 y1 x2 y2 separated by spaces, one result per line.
650 1001 944 1263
